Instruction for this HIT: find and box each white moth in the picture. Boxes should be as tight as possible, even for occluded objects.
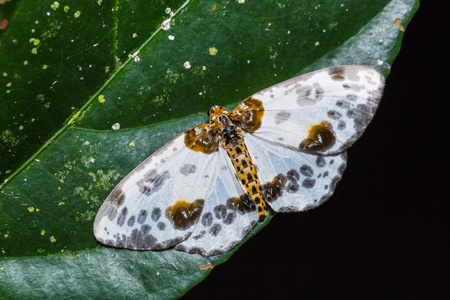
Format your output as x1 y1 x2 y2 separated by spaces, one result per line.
94 65 385 256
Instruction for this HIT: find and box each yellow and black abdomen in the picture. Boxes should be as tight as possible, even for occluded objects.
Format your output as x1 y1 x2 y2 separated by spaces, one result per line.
224 141 267 221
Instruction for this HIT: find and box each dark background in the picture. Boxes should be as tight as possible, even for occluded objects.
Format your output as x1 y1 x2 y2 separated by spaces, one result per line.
185 1 449 299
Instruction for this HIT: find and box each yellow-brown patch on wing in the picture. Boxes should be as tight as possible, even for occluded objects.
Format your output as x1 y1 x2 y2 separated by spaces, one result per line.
231 97 265 133
299 120 336 152
184 124 219 154
165 199 205 230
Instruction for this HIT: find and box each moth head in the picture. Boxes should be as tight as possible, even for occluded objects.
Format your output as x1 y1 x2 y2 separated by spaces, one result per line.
208 105 231 123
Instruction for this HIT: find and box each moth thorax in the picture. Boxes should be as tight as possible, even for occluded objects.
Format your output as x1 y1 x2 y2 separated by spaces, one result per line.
218 115 233 130
208 105 230 123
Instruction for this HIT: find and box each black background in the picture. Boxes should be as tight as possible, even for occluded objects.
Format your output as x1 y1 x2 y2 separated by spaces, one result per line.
185 1 448 299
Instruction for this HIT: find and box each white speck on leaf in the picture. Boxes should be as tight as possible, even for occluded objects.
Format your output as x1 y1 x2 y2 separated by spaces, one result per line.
161 19 171 31
129 50 140 59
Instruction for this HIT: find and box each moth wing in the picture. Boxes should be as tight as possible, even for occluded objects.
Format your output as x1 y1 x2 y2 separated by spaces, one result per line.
93 129 219 251
244 133 347 212
94 126 259 256
235 65 385 155
175 147 259 256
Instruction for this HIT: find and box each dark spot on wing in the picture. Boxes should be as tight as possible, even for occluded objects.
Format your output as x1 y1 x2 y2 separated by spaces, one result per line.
117 207 128 227
180 164 196 176
201 212 213 227
226 194 256 214
106 206 118 221
192 231 206 240
346 94 358 101
328 66 346 81
316 156 326 167
137 171 171 196
347 103 378 134
153 171 170 190
209 224 222 237
137 209 148 224
127 215 135 227
137 179 151 196
151 207 161 222
327 110 341 120
157 222 166 231
98 220 190 251
274 111 291 124
300 165 314 177
214 205 227 220
262 174 287 203
286 169 300 193
144 169 158 182
223 212 236 225
107 187 126 206
296 83 324 106
302 178 316 189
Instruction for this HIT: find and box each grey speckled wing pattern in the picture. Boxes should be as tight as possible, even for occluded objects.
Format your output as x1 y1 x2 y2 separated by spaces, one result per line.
93 65 385 256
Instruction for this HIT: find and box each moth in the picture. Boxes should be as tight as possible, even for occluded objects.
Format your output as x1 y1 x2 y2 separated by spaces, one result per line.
94 65 385 256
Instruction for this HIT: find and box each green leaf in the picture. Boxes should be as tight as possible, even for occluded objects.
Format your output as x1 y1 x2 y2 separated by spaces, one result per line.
0 0 419 298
